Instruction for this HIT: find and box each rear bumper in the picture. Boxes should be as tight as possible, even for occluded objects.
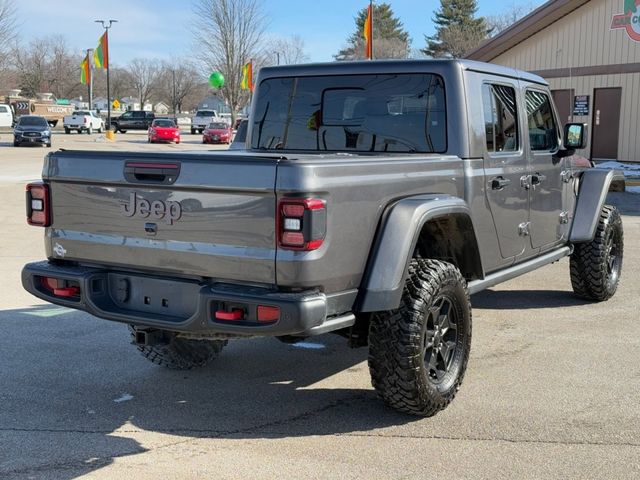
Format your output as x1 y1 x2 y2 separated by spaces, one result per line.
22 261 350 337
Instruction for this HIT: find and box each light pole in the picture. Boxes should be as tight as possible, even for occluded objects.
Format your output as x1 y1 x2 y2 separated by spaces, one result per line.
94 19 117 130
86 48 94 110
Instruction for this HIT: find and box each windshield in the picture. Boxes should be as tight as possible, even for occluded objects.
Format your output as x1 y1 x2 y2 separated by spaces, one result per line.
251 73 446 153
208 122 227 129
153 119 176 127
196 110 216 117
18 117 48 127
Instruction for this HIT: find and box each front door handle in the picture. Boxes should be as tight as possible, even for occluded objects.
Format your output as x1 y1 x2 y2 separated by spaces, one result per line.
491 176 511 190
531 173 547 186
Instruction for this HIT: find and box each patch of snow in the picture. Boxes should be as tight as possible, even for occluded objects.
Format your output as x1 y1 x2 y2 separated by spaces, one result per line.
595 161 640 177
113 393 134 403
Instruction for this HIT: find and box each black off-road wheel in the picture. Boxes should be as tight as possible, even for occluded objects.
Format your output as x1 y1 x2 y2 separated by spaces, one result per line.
134 333 227 370
368 259 472 417
570 205 623 301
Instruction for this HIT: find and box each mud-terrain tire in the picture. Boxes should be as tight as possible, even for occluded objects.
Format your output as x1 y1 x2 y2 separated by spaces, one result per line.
570 205 623 301
135 334 227 370
368 259 471 417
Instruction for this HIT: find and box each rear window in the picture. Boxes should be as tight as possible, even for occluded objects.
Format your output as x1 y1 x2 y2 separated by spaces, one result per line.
74 111 90 116
153 119 175 127
197 110 216 117
251 73 446 153
208 122 227 129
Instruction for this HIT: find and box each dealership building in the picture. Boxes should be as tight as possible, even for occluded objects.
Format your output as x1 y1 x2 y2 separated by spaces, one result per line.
467 0 640 163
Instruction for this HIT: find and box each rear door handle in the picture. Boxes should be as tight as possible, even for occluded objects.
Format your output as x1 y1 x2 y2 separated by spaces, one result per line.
491 176 511 190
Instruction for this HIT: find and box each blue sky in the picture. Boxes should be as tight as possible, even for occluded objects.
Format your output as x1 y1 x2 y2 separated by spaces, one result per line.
13 0 546 64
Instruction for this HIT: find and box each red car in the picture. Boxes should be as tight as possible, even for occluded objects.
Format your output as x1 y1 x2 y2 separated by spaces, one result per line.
148 119 180 144
203 122 233 144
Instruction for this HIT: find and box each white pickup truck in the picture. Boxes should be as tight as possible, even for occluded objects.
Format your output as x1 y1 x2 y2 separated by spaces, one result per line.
63 111 105 134
190 109 220 134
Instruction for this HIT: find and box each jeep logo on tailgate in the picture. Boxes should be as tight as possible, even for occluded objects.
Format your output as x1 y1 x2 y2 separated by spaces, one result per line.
121 192 182 225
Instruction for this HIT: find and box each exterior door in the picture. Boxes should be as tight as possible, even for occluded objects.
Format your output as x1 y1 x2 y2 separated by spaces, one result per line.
591 88 622 160
551 89 574 125
525 88 565 250
482 82 528 259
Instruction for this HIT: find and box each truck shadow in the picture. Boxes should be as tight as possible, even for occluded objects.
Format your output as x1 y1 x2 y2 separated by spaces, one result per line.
472 289 592 310
0 305 419 479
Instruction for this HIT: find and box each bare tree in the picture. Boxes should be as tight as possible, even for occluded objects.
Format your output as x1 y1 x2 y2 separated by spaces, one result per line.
158 60 203 114
0 0 16 51
486 2 536 36
128 58 160 109
11 36 84 99
438 24 487 59
192 0 267 122
268 35 309 66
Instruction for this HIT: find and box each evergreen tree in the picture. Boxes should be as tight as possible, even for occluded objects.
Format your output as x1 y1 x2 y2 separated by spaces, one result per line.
423 0 488 58
335 3 410 61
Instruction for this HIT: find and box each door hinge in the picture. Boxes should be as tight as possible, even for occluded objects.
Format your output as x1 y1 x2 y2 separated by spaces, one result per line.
559 211 570 224
561 170 574 183
518 222 531 237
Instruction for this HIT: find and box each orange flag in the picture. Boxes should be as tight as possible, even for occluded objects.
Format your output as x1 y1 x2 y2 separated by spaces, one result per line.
363 3 373 59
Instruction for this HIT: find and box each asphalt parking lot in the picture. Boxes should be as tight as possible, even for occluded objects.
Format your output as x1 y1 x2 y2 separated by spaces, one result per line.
0 132 639 479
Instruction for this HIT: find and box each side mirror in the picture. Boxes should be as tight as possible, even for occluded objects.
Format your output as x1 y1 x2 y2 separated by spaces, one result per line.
564 123 588 150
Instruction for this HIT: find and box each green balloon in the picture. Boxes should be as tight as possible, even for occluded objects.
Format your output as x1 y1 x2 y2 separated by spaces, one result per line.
209 72 225 88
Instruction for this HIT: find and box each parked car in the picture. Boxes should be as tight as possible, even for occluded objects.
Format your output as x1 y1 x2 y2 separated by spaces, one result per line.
13 115 51 147
63 110 105 134
228 119 247 150
202 122 233 144
148 118 180 144
0 104 14 128
110 111 155 133
191 110 220 134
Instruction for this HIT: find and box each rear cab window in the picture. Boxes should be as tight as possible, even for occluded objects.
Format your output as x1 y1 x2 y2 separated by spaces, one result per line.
251 73 447 153
482 83 519 153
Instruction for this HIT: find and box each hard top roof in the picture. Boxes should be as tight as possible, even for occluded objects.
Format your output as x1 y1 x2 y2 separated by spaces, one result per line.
257 59 547 86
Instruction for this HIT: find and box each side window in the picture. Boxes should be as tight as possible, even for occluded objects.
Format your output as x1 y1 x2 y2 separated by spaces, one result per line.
482 84 519 153
121 112 132 119
525 90 558 151
0 106 7 113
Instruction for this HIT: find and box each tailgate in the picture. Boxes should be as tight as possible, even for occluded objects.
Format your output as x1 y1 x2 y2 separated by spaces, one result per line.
44 151 279 284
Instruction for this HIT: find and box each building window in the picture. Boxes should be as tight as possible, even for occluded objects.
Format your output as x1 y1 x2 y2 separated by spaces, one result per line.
525 90 558 151
482 84 519 153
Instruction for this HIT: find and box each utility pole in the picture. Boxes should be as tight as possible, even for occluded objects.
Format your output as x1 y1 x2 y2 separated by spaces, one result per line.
94 19 117 129
172 68 177 116
87 48 94 110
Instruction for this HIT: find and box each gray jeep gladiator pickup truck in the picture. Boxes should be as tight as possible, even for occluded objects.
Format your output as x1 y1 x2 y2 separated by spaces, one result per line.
22 60 624 416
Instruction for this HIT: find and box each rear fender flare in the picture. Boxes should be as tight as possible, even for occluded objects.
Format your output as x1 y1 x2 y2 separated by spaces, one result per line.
356 194 483 312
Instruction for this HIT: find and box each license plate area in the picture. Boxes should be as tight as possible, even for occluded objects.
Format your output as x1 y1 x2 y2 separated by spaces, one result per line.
107 273 200 321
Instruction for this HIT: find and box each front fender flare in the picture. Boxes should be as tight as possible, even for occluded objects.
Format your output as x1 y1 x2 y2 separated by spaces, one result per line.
356 194 481 313
570 169 625 243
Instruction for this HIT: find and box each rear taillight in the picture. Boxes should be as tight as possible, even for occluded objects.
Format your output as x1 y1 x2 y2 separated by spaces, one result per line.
26 183 50 227
278 198 326 251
